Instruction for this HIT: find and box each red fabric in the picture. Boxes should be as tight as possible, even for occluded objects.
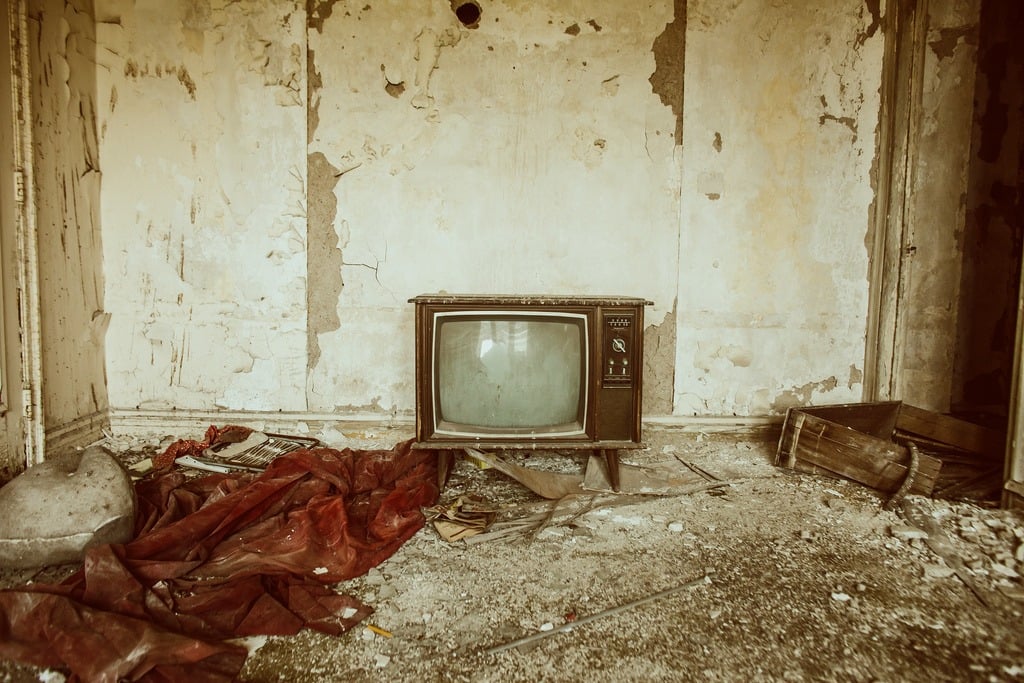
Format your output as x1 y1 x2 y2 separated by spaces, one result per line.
151 425 254 469
0 437 439 682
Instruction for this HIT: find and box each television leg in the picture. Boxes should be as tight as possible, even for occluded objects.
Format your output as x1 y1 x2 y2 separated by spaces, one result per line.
602 449 621 492
437 449 455 491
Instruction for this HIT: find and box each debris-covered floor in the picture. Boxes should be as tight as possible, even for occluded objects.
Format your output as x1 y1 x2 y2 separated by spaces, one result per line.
2 426 1024 682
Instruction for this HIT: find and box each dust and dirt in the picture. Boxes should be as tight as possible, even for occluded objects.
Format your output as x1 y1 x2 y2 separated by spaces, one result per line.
2 426 1024 682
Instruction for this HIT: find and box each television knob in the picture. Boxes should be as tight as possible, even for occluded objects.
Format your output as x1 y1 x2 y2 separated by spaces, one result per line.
611 338 626 353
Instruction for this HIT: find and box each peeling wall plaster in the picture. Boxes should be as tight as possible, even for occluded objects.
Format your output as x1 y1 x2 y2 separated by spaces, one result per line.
29 0 109 430
643 303 677 415
97 0 309 412
649 0 686 143
675 1 883 415
306 151 344 370
305 0 681 414
87 0 912 421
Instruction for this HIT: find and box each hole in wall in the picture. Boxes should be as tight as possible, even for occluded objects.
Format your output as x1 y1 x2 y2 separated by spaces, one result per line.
451 0 481 28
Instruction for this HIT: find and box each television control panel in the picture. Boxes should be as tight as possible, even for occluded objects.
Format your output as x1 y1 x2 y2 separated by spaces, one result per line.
602 311 637 388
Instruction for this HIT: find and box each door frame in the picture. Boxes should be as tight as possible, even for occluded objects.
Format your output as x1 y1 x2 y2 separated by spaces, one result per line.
867 0 1023 508
1 0 45 468
864 0 928 403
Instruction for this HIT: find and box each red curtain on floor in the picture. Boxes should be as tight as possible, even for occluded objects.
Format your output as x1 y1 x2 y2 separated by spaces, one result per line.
0 438 439 682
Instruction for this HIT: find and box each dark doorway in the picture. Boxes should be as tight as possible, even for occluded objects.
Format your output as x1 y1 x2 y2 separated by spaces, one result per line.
952 0 1024 431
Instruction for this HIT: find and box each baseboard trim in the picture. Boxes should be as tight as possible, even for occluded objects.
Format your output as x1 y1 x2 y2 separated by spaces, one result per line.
107 408 782 440
108 408 416 442
45 411 110 457
644 415 782 430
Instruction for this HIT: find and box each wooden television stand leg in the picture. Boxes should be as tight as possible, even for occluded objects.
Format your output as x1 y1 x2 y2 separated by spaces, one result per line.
601 448 621 492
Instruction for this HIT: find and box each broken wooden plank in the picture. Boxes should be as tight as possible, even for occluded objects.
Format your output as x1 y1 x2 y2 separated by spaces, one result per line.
801 401 902 440
900 498 992 607
895 404 1004 457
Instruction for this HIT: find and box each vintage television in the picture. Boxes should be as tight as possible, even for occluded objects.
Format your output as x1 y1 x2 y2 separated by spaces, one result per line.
410 294 651 489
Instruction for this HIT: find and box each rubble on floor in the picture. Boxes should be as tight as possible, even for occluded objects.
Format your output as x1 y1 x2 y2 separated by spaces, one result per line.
1 426 1023 682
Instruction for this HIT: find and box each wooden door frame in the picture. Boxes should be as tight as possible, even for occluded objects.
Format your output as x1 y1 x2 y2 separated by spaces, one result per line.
864 0 928 403
867 0 1023 508
2 0 45 467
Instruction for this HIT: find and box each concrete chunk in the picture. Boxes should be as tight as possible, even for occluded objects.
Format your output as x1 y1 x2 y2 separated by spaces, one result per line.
0 447 136 568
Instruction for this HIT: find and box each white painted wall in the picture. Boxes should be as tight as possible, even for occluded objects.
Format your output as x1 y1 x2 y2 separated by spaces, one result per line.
307 0 681 414
675 2 884 416
96 0 308 413
90 0 889 424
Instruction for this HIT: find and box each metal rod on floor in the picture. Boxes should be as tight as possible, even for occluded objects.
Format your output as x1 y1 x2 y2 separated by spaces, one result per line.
481 570 714 655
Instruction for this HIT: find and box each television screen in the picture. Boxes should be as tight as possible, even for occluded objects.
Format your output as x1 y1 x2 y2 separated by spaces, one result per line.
433 313 587 436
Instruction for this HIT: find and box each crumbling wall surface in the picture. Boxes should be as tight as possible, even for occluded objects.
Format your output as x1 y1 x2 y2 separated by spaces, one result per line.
306 0 681 414
674 1 883 416
28 0 109 429
96 0 309 412
899 0 980 412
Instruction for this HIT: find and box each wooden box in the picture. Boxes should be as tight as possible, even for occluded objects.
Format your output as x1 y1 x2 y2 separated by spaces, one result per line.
775 402 956 495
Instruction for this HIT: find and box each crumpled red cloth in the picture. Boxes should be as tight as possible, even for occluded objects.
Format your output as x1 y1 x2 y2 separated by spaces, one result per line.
152 424 255 469
0 437 439 682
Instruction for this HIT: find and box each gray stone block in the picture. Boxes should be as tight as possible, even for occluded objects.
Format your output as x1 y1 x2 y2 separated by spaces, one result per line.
0 446 136 568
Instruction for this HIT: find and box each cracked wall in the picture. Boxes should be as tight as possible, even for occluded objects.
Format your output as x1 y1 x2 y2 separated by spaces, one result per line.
675 1 883 415
92 0 899 421
29 0 110 432
305 0 681 414
97 0 309 412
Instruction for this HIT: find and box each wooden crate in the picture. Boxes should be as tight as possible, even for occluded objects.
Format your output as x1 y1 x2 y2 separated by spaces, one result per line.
776 402 942 495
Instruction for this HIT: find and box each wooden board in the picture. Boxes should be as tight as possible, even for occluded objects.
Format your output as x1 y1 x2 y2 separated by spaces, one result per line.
801 401 901 440
895 404 1004 457
776 408 940 495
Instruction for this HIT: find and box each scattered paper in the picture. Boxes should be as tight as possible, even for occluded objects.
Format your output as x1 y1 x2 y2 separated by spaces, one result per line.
425 495 499 542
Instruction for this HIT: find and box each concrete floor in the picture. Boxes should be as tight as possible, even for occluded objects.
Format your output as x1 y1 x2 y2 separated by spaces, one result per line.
2 425 1024 682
